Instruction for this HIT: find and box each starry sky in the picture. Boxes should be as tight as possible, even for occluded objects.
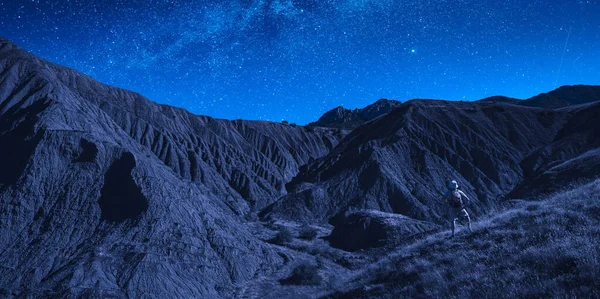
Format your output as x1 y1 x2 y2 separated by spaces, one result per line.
2 0 599 124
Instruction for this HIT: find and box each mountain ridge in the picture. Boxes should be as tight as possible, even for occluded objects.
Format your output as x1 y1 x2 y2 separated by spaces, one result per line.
307 98 402 129
476 84 600 109
311 85 600 129
2 38 346 212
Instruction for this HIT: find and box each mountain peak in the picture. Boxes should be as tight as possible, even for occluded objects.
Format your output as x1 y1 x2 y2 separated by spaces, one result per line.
0 37 20 52
373 98 394 104
309 98 402 129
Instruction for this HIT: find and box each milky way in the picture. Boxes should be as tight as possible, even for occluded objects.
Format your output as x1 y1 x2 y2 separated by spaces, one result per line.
2 0 599 124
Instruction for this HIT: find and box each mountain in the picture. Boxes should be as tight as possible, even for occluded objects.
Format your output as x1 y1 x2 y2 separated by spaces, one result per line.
0 38 344 297
262 96 600 225
327 209 441 251
523 85 600 108
1 40 345 213
310 86 600 132
477 85 600 109
308 98 402 129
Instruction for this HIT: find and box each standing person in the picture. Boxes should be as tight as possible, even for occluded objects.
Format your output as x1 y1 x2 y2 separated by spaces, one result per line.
445 180 472 237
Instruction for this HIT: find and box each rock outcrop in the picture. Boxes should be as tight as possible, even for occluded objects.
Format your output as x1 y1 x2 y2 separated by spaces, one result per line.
328 210 441 251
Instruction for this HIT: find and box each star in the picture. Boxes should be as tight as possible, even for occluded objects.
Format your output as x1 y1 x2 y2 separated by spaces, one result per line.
1 0 598 124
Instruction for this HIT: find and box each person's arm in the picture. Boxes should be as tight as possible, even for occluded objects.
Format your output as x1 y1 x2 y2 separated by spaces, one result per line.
442 190 450 204
458 190 470 203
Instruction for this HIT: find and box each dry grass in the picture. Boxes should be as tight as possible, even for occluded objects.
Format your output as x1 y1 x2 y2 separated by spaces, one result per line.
270 227 294 245
328 179 600 298
280 263 322 286
299 224 319 240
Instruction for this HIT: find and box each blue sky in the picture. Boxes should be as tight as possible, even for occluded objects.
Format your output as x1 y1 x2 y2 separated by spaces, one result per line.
2 0 599 124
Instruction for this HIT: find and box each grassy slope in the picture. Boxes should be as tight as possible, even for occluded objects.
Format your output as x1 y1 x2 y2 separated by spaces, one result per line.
328 179 600 298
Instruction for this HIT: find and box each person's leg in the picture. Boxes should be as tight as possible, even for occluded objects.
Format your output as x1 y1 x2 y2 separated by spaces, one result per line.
462 209 472 232
452 218 457 236
449 208 457 237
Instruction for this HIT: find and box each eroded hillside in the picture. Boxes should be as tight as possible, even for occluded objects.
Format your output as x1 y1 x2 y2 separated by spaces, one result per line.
263 99 584 224
0 38 341 297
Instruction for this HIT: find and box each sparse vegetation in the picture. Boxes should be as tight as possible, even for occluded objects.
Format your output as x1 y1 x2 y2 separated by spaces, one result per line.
304 125 315 132
271 227 294 245
281 120 289 125
279 263 322 285
299 224 318 240
330 179 600 298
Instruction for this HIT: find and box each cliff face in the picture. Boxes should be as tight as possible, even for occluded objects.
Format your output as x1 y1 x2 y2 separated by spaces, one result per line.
0 38 342 297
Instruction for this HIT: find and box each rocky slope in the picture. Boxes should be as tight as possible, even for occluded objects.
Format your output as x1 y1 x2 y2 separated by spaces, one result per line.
308 98 402 129
1 39 344 214
262 95 600 225
0 38 343 297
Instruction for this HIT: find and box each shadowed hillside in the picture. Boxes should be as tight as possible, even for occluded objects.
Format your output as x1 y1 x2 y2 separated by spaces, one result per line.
523 85 600 108
511 102 600 198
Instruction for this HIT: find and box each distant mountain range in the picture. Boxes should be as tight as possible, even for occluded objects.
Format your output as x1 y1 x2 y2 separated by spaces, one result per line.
263 88 600 225
1 37 599 297
311 85 600 130
478 84 600 108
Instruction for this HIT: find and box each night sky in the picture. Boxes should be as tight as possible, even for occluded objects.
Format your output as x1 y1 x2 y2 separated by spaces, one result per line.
2 1 599 124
